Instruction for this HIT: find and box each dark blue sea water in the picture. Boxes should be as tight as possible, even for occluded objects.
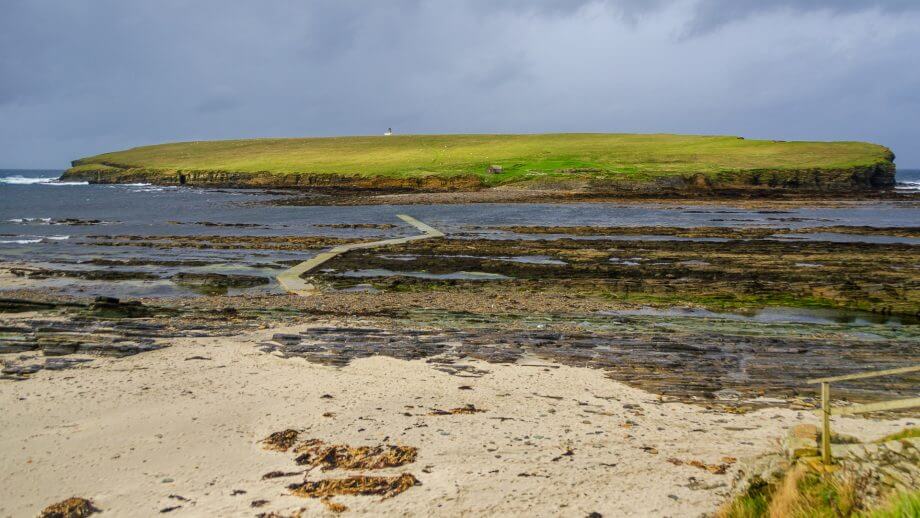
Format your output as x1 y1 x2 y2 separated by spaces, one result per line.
3 169 918 234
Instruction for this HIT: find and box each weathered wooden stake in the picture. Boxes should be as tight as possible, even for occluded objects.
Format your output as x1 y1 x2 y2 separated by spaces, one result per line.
821 382 832 465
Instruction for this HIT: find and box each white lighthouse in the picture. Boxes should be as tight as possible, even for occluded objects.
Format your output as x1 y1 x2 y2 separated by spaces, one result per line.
384 127 393 136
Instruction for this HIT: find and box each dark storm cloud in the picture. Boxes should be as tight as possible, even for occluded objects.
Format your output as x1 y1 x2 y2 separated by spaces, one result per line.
1 0 918 168
684 0 920 34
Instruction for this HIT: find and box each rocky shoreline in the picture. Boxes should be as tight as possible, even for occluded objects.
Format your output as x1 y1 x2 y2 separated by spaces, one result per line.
3 213 918 516
3 278 917 408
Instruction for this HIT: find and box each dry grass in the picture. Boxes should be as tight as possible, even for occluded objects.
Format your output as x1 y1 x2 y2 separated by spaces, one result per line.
288 474 420 499
718 464 862 518
866 490 920 518
875 427 920 443
766 464 809 518
292 440 418 471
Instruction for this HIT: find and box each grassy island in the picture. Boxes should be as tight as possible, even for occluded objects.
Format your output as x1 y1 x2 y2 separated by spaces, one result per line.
63 133 895 193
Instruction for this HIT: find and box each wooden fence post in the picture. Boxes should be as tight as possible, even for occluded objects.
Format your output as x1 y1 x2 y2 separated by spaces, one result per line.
808 364 920 466
821 382 832 465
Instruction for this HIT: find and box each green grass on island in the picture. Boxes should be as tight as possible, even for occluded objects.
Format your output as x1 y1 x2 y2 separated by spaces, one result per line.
68 133 893 186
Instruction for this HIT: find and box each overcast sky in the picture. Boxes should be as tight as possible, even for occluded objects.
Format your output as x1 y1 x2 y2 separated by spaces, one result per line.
2 0 919 169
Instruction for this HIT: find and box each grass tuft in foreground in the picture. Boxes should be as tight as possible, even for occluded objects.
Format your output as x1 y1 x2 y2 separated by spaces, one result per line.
719 462 919 518
876 428 920 443
866 491 920 518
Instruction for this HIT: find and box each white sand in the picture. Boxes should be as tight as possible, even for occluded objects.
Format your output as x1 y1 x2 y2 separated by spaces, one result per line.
1 321 913 517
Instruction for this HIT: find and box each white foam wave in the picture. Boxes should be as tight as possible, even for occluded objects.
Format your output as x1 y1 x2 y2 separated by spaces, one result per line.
0 238 42 244
0 175 59 184
0 175 87 186
0 234 69 244
7 217 52 224
895 180 920 192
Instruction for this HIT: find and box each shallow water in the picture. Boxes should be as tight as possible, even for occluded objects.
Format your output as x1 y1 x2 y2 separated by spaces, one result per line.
2 168 918 298
3 169 919 237
336 268 510 281
597 306 919 327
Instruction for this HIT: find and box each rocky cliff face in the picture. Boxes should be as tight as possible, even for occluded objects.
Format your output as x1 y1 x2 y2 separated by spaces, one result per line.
61 154 896 194
61 167 485 192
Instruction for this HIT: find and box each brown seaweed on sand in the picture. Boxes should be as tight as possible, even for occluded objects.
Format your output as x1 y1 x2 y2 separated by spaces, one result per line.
293 440 418 471
261 429 300 451
39 497 98 518
687 459 735 474
288 473 419 499
428 404 485 415
667 457 736 474
262 470 304 480
321 498 349 513
255 509 305 518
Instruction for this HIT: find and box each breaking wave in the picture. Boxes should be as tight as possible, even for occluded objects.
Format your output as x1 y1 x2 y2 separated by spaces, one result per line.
0 238 42 244
895 180 920 192
0 175 87 186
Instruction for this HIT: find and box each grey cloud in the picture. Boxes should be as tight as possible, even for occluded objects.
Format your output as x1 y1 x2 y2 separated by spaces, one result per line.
0 0 918 168
684 0 920 35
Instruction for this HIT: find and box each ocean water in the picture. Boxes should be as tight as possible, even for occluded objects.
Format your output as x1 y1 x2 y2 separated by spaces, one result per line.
3 169 919 234
897 168 920 191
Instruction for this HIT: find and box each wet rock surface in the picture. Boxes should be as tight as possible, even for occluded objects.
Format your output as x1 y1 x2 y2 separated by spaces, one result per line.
0 295 276 380
256 317 919 409
0 315 166 380
171 272 270 295
314 234 919 317
85 234 355 251
10 267 159 281
2 284 917 409
2 221 917 409
489 224 920 239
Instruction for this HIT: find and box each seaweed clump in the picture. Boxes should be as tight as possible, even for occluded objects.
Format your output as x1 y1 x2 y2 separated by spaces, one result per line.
667 457 737 474
261 429 300 452
293 440 418 471
39 497 98 518
260 432 422 508
429 404 485 415
288 474 419 499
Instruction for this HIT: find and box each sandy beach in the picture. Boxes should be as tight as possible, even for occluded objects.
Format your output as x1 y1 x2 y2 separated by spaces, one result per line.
1 316 913 517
